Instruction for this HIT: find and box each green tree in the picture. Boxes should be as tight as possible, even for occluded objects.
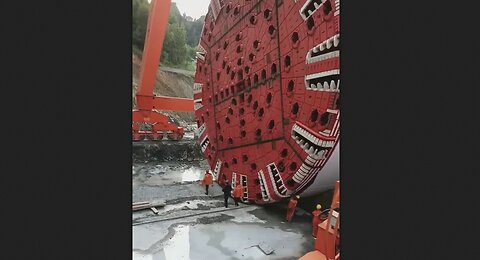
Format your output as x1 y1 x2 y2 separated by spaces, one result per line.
186 16 205 47
132 0 202 68
132 0 149 51
162 23 188 65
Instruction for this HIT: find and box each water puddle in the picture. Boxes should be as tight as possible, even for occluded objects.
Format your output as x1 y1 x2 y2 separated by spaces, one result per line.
163 225 190 259
133 163 205 187
133 225 190 260
133 211 309 259
180 167 202 182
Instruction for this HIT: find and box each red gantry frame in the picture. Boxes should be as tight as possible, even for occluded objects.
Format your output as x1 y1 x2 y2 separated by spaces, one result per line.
132 0 194 141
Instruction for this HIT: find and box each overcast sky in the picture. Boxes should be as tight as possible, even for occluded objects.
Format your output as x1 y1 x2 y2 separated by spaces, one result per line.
173 0 211 20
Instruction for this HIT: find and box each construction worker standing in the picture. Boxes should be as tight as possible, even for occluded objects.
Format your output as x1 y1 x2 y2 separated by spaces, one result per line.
202 170 213 195
286 195 300 222
232 183 244 206
222 181 232 208
311 204 322 238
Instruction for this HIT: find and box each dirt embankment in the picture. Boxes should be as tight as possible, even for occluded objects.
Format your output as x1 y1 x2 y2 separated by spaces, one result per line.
132 141 204 163
132 54 195 124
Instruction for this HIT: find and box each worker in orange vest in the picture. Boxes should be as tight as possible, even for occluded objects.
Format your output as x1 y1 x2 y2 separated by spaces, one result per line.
202 170 213 195
232 183 244 206
286 195 300 222
311 204 322 238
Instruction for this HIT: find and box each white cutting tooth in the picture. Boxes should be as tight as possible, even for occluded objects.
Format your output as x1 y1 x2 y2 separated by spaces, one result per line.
311 84 316 89
300 140 305 145
330 80 336 89
315 150 322 158
334 35 340 47
304 143 310 150
317 82 322 89
312 47 319 53
308 146 315 154
319 43 325 51
326 39 333 49
308 10 313 15
337 80 340 89
314 2 320 8
323 82 329 89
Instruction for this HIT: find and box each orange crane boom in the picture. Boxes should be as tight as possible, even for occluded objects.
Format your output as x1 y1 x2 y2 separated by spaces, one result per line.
133 0 194 141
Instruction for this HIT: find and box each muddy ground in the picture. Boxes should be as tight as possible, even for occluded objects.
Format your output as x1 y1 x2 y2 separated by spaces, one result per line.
132 139 204 163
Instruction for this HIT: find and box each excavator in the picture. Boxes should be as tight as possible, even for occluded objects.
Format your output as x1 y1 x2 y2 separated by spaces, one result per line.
132 0 194 141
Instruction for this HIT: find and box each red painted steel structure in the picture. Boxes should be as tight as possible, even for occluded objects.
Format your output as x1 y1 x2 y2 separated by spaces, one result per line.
132 0 195 141
300 181 340 260
194 0 340 204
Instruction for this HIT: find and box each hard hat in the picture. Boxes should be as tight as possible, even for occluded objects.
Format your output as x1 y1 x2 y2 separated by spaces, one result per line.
296 195 300 199
316 204 322 210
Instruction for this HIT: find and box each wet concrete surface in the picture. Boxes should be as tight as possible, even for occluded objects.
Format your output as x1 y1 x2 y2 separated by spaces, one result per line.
133 206 315 260
132 161 226 203
133 141 316 259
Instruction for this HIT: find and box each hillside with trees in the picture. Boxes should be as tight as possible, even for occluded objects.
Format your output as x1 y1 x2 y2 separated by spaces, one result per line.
132 0 204 71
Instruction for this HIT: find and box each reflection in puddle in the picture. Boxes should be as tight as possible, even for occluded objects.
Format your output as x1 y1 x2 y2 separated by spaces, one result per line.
164 225 190 259
133 217 309 259
181 168 202 182
133 163 206 187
